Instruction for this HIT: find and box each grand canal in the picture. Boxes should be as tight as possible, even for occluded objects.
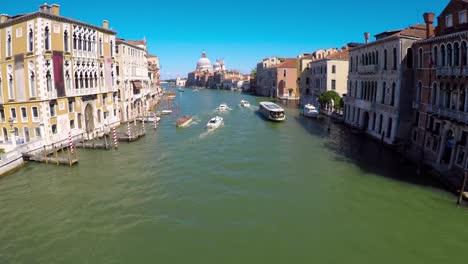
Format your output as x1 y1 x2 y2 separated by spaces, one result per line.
0 86 467 263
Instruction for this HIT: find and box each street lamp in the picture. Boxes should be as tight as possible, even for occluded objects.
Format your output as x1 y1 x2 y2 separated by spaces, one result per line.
8 117 16 147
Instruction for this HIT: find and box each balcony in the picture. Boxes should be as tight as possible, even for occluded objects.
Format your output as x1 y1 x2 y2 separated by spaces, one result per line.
46 90 57 99
66 88 100 97
436 66 468 77
357 65 380 74
429 105 468 123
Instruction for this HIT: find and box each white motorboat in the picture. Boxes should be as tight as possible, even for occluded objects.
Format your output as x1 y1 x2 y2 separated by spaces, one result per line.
206 116 223 129
161 110 173 115
218 103 228 111
302 104 319 118
193 88 199 92
240 100 250 107
259 101 285 121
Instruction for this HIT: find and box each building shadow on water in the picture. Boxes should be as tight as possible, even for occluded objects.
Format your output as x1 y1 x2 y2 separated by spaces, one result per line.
294 115 447 191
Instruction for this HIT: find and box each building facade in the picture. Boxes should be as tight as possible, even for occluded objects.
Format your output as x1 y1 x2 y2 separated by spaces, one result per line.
410 0 468 173
115 38 151 121
299 48 349 107
344 25 428 145
255 57 298 99
0 4 119 149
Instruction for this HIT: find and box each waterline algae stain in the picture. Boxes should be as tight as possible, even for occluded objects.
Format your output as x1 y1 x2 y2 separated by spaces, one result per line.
0 88 467 263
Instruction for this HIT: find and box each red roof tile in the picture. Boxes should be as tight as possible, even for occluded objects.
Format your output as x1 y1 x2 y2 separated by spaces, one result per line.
273 58 296 68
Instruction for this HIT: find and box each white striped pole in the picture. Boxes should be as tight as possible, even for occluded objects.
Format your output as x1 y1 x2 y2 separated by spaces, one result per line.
134 117 137 127
68 131 74 155
154 116 157 129
113 127 118 150
127 122 131 137
142 117 146 133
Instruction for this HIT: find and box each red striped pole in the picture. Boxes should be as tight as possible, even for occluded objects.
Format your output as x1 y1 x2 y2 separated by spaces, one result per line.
113 127 118 150
127 122 131 137
68 131 74 155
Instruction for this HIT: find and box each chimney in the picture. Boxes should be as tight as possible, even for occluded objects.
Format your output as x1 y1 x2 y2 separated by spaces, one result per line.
39 3 51 13
364 32 370 44
102 20 109 29
0 14 8 23
51 4 60 16
423 12 435 38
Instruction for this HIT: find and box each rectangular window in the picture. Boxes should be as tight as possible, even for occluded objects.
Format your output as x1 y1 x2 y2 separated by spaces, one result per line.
283 70 286 77
460 11 467 24
446 14 453 28
68 100 74 113
10 108 17 120
0 109 4 122
35 127 41 138
32 106 39 120
331 80 336 90
332 65 336 73
70 120 75 129
21 107 27 122
50 104 56 117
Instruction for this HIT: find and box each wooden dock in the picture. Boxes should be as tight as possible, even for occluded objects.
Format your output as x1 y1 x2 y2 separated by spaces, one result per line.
23 153 78 166
117 130 146 142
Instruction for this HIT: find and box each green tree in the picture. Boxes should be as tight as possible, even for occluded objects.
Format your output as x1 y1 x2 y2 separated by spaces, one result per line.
250 68 257 78
318 91 342 110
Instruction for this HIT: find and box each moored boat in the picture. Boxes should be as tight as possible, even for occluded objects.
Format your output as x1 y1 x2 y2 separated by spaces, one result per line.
161 110 173 115
206 116 223 129
259 101 285 121
240 100 250 107
176 116 193 127
302 104 319 118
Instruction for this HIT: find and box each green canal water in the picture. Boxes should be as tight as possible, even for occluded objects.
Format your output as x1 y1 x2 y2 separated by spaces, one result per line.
1 87 468 263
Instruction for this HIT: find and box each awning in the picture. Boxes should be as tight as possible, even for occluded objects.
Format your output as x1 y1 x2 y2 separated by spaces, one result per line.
132 81 143 89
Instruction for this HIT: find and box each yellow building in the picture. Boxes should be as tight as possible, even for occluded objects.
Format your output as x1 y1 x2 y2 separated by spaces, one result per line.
0 3 119 147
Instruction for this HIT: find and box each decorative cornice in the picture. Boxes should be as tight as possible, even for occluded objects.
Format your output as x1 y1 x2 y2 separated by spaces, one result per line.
0 12 117 35
416 30 468 44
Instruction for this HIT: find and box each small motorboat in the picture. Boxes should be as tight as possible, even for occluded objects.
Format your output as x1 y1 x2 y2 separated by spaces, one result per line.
206 116 223 129
302 104 319 118
218 103 228 111
193 88 199 92
178 88 184 92
161 109 173 115
240 100 250 107
176 116 193 128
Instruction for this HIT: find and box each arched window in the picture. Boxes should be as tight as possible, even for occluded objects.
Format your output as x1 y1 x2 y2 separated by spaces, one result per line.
99 38 103 56
462 41 467 66
7 33 12 57
454 42 460 66
44 26 50 51
350 57 353 72
110 40 114 57
376 51 379 65
65 70 71 90
384 49 388 70
432 83 438 105
84 72 89 89
447 43 453 66
97 109 102 123
75 72 79 89
392 47 397 70
73 33 77 50
417 81 422 102
8 73 14 100
391 83 396 106
28 28 34 52
433 46 438 67
78 34 82 50
88 36 92 52
29 66 36 97
407 48 414 68
46 70 52 91
418 48 423 68
459 85 466 112
441 44 446 66
64 30 69 52
372 52 376 65
382 82 387 104
80 72 84 88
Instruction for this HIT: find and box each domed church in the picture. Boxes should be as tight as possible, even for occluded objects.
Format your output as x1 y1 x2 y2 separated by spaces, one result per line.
196 51 212 72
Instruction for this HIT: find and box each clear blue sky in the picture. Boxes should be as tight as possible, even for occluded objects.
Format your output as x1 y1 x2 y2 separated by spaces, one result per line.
3 0 448 79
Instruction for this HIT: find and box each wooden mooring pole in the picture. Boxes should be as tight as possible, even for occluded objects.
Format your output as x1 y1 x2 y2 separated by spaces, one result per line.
457 172 468 205
53 144 59 165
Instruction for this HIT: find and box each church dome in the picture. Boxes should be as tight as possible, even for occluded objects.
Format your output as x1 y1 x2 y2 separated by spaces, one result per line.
197 51 212 70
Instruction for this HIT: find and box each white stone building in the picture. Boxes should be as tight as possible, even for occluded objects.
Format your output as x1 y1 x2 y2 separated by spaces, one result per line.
343 25 427 145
